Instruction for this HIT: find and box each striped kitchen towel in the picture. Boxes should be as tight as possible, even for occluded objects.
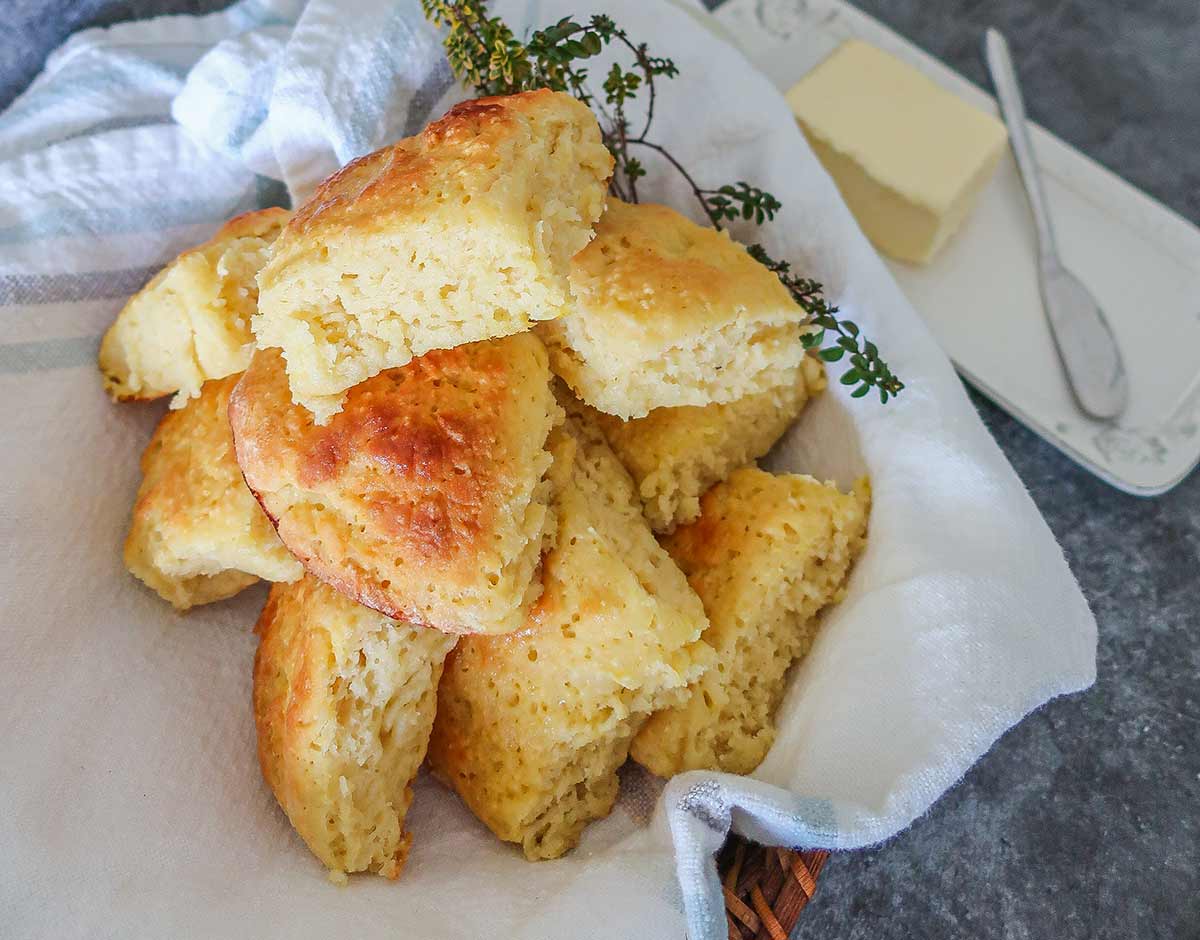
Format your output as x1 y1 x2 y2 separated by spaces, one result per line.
0 2 1095 939
0 0 462 381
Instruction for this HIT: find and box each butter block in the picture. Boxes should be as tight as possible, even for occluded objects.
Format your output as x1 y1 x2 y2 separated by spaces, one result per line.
787 40 1008 264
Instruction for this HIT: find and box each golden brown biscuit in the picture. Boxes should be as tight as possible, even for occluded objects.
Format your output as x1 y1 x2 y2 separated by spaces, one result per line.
99 208 288 406
254 90 613 421
539 199 809 419
229 334 560 635
630 468 869 777
254 575 456 881
123 373 302 610
587 355 826 533
427 413 712 860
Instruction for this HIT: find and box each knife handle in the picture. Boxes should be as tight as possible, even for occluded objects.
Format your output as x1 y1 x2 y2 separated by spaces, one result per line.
984 28 1059 267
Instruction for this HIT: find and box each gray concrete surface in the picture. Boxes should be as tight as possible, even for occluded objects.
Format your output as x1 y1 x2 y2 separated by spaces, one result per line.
2 1 1197 937
767 3 1200 937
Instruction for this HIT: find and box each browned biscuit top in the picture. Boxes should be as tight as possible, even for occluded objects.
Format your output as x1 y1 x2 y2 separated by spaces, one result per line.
212 205 291 242
234 344 511 561
229 332 559 633
281 89 594 245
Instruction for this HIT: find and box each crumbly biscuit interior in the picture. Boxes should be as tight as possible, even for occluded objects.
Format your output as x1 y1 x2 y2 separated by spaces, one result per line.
256 108 609 422
631 470 869 776
429 416 712 859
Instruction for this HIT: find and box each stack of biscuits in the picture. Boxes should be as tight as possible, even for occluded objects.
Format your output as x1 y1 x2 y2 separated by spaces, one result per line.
101 90 870 880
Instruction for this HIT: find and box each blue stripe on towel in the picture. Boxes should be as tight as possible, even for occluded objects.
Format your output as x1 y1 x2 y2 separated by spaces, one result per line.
0 61 191 131
0 335 98 374
0 266 160 306
0 182 265 246
400 58 455 138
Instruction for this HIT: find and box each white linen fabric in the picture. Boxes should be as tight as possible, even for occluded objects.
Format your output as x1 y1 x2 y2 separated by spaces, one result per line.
0 1 1096 937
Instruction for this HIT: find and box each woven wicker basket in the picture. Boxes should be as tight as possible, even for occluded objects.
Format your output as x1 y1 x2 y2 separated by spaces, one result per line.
718 837 828 939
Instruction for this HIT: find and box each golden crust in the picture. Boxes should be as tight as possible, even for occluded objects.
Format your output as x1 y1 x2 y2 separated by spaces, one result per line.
255 90 613 421
540 199 809 418
630 468 870 776
588 355 827 532
123 373 302 610
427 413 712 860
254 575 456 879
569 201 798 345
229 334 561 634
283 93 596 243
99 207 289 405
214 207 291 241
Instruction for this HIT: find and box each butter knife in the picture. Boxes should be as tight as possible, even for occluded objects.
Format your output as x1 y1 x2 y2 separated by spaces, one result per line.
984 28 1129 421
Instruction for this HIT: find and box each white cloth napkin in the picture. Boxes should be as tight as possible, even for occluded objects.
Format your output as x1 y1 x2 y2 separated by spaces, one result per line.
0 1 1096 937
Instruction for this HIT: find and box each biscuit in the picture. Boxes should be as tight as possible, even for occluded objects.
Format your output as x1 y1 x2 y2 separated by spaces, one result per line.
229 334 560 635
630 468 869 776
254 574 456 880
123 373 302 610
588 355 826 532
99 208 288 406
427 413 712 860
540 199 810 418
254 90 613 421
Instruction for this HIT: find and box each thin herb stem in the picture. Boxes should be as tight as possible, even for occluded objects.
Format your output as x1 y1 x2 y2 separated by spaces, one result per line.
627 139 716 224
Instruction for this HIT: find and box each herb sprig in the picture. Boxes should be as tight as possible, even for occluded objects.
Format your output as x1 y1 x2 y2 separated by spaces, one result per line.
747 245 904 403
420 0 902 401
